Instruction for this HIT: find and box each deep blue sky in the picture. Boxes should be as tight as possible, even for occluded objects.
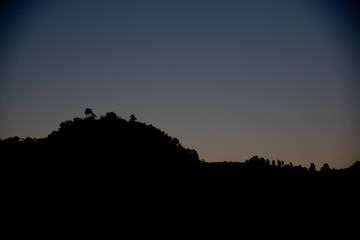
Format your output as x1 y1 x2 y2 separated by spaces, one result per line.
1 0 359 169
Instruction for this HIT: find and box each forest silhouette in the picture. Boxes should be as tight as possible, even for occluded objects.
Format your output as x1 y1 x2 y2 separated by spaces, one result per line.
2 109 359 228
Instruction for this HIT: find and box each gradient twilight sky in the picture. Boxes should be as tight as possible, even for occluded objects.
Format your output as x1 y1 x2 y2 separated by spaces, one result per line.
1 0 359 169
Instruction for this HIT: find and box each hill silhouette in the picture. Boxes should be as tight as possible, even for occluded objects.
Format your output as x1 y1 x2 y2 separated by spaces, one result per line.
2 108 358 206
2 109 359 182
2 109 202 187
2 109 359 235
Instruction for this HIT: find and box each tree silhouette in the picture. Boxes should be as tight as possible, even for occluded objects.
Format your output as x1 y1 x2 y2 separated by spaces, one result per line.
60 120 72 131
130 114 137 122
85 108 96 119
309 163 316 173
173 138 180 146
320 163 331 172
102 112 119 120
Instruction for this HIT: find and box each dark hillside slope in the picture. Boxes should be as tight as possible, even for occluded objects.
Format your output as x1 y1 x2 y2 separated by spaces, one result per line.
1 111 200 184
45 113 199 166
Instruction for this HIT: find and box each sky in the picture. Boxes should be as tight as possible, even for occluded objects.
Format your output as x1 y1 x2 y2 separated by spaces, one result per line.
1 0 359 169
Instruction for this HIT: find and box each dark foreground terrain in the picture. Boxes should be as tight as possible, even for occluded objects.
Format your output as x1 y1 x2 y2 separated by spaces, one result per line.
2 110 359 235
